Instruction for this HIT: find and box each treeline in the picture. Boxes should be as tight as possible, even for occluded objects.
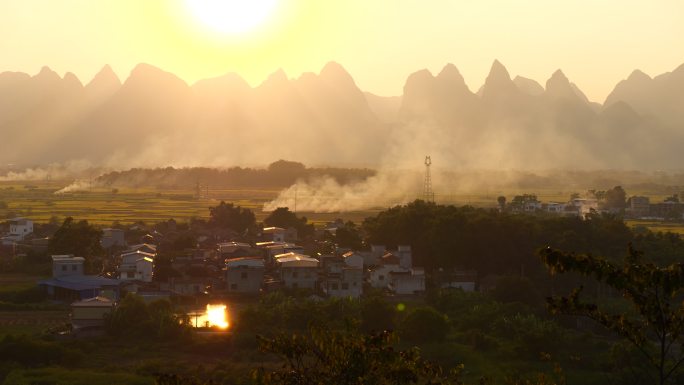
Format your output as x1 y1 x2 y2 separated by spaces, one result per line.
95 160 375 189
363 200 684 294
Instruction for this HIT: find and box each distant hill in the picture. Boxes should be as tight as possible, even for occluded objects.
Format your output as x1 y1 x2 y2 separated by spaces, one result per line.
2 60 684 170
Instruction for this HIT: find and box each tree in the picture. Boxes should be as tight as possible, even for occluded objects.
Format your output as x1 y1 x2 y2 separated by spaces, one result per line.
604 186 627 210
253 328 463 385
664 194 680 203
399 307 450 343
208 201 256 234
497 196 507 211
264 207 314 238
540 246 684 385
48 217 103 271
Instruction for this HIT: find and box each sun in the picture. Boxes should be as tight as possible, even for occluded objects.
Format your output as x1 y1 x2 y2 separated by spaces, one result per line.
185 0 279 36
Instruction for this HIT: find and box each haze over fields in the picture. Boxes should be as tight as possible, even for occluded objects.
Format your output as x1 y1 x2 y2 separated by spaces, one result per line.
2 60 684 171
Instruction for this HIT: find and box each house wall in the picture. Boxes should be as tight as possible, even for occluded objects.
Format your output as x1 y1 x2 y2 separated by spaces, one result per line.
281 267 318 289
391 274 425 295
370 265 406 288
53 261 84 278
226 267 264 293
72 306 113 320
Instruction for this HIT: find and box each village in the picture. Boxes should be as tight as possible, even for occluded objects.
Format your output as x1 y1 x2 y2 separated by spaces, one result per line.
1 184 683 337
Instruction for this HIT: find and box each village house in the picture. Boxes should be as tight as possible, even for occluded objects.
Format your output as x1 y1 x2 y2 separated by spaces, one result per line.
126 243 157 255
117 250 154 282
274 253 319 289
39 255 122 301
368 253 408 289
225 257 264 294
321 267 363 298
262 227 286 242
389 268 426 295
71 296 115 335
1 218 34 245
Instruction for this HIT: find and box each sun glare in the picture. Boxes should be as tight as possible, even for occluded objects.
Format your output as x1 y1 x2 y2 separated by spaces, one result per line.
206 304 229 329
186 0 278 36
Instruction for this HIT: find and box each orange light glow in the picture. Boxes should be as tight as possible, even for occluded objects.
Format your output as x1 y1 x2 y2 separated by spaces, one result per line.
205 304 229 329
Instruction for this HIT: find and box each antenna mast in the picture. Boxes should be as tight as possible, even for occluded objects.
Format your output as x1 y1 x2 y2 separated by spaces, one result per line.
423 155 434 203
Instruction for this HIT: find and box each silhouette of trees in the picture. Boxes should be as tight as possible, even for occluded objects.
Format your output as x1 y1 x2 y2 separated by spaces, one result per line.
264 207 314 238
540 246 684 385
47 217 103 271
208 201 256 234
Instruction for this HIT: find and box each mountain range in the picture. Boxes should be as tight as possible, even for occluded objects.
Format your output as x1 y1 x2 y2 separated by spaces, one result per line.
2 60 683 170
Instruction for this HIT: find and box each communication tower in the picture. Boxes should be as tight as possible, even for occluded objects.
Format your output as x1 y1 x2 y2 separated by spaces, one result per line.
423 155 434 203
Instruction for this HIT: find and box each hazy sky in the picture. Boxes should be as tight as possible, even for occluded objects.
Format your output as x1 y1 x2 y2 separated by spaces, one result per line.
1 0 682 102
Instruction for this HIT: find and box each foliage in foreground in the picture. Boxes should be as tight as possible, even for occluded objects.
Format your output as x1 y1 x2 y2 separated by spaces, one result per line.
541 246 684 385
253 328 463 385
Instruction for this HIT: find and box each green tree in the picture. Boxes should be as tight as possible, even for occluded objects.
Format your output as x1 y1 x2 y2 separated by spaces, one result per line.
253 328 463 385
540 246 684 385
48 217 103 271
399 307 450 343
264 207 313 238
604 186 627 210
208 201 256 234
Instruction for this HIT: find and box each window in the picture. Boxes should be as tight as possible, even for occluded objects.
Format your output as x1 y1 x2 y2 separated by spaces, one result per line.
292 271 298 278
331 283 339 290
379 275 384 281
61 265 67 271
127 272 134 278
241 272 248 279
72 265 77 271
341 283 349 290
230 283 238 290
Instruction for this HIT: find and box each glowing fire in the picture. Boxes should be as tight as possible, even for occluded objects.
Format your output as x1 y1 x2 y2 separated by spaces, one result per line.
205 304 229 329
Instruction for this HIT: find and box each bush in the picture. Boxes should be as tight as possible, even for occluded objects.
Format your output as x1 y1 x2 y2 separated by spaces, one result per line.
398 306 450 343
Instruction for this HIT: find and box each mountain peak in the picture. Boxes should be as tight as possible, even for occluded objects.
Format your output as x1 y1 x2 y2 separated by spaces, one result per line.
319 61 356 87
86 65 121 95
481 60 518 100
35 66 60 81
63 72 83 88
513 76 544 96
437 63 466 85
627 69 651 82
488 60 511 82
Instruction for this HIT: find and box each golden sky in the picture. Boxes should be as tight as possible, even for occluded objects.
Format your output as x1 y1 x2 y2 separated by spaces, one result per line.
1 0 682 102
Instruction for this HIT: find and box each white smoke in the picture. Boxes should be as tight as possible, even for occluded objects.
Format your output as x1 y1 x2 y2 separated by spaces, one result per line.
0 160 99 182
263 170 422 212
53 180 98 194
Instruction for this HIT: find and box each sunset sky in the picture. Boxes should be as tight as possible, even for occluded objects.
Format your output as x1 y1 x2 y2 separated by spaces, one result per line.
1 0 682 102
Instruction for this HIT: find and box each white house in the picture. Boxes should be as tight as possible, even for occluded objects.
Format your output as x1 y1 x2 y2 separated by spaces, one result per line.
369 253 408 289
389 268 426 295
126 243 157 255
322 267 363 298
342 251 364 269
225 257 264 294
274 253 319 289
396 245 412 269
263 227 286 242
10 218 33 238
52 255 85 277
118 250 155 282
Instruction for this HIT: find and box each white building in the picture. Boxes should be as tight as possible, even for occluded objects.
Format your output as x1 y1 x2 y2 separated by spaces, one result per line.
52 255 85 277
225 257 264 294
342 251 364 269
263 227 286 242
274 253 319 290
389 268 426 295
10 218 33 238
322 267 363 298
118 250 155 282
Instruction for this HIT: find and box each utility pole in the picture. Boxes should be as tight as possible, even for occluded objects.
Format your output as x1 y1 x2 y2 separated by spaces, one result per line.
423 155 434 203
